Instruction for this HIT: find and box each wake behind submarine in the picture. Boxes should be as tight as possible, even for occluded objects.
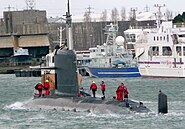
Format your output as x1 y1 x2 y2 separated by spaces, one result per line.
25 0 150 114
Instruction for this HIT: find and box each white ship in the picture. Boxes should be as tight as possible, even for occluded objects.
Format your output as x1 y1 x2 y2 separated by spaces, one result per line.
128 21 185 77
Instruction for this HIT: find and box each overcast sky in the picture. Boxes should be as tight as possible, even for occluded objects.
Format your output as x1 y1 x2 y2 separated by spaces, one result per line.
0 0 184 18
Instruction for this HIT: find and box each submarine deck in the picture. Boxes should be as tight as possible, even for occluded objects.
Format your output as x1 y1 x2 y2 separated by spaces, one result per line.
25 95 150 114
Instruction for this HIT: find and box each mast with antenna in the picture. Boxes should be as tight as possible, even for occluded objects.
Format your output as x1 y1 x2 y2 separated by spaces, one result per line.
154 4 165 28
5 5 14 11
63 0 73 50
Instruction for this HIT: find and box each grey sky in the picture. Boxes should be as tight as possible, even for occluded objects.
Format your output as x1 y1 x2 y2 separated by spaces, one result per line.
0 0 184 18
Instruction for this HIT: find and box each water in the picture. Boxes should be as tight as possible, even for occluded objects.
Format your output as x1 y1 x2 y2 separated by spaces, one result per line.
0 74 185 129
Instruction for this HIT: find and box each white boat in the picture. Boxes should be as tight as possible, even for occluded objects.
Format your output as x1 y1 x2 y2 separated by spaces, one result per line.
130 21 185 77
82 23 140 78
10 47 32 65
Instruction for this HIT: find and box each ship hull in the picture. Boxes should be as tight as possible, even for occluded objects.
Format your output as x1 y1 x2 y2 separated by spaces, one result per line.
10 55 32 65
86 67 141 78
139 63 185 78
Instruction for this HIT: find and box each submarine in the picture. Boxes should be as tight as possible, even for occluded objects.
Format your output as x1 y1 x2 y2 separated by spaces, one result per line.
26 46 150 114
26 46 150 113
24 0 150 114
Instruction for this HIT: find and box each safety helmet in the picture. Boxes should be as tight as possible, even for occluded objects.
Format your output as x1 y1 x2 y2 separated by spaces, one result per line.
46 80 49 82
92 81 95 83
61 44 65 47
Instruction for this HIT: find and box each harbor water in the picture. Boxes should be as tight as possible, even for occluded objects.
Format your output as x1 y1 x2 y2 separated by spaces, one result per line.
0 74 185 129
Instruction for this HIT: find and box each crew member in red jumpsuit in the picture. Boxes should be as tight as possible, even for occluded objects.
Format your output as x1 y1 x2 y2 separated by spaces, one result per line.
116 83 124 101
90 81 97 98
44 79 50 96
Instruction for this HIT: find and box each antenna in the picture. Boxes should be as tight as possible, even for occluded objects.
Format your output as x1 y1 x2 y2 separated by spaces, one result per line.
64 0 72 27
130 7 137 20
4 5 14 11
86 5 94 15
154 4 165 28
84 5 94 22
25 0 36 10
144 5 150 12
63 0 73 50
67 0 70 16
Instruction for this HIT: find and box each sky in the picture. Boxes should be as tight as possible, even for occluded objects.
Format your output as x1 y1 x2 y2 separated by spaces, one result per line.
0 0 184 18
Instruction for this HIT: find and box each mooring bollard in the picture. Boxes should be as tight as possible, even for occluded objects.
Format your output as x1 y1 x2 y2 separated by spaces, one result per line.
158 90 168 114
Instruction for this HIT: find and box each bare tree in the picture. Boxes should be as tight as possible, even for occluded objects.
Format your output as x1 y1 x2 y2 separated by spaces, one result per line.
111 8 119 22
121 7 126 21
100 9 107 21
165 9 173 21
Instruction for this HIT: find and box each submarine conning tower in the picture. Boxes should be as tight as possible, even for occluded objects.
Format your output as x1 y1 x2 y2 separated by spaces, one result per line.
55 48 79 97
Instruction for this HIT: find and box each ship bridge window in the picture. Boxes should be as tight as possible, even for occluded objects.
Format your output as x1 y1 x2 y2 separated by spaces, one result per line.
167 35 169 42
179 34 185 37
162 46 172 56
90 49 96 53
125 34 136 42
130 34 136 42
183 47 185 56
149 46 159 56
127 44 134 49
101 49 105 52
160 36 162 41
176 46 182 56
52 56 54 63
163 36 166 41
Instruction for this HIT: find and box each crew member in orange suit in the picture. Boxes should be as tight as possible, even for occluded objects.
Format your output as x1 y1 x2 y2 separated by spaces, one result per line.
44 79 50 96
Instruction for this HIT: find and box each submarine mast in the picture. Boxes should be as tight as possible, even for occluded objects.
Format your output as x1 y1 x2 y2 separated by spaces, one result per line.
64 0 73 50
